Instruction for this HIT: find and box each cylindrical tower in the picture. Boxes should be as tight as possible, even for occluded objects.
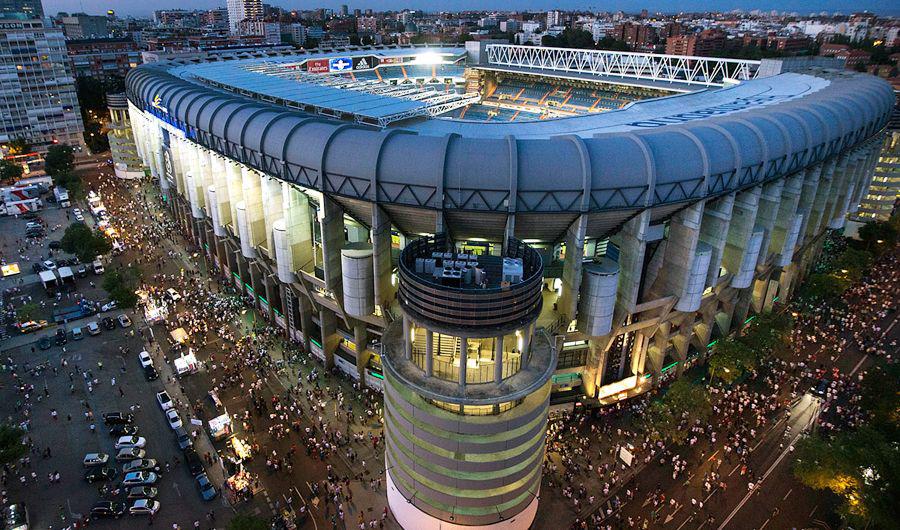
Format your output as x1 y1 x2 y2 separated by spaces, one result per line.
383 234 555 530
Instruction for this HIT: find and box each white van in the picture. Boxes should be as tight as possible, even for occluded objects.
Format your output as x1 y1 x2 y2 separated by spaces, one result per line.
92 258 105 275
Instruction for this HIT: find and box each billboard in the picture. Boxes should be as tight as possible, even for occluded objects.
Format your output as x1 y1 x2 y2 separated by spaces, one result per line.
352 56 378 70
328 57 353 72
379 56 405 65
306 58 329 73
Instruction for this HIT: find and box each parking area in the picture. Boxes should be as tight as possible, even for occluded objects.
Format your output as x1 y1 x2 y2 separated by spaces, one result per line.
2 314 225 526
1 198 226 527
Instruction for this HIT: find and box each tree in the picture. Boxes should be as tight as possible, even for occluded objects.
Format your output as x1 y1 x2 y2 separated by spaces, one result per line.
44 144 75 178
0 424 27 466
833 248 874 282
543 28 596 50
797 272 851 303
7 138 31 155
709 338 755 384
102 267 139 308
794 427 899 528
644 380 711 444
741 312 794 361
227 515 268 530
794 360 899 527
15 302 39 322
0 159 23 184
858 219 899 255
60 222 111 263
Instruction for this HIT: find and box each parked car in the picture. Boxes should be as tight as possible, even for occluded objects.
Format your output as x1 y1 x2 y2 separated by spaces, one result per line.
143 365 159 381
103 412 134 425
174 426 192 451
127 486 158 500
195 473 219 501
89 501 125 518
166 288 182 302
76 264 88 277
115 448 145 462
127 499 160 516
138 351 153 368
15 320 47 334
86 321 101 335
117 314 132 328
114 436 146 450
101 301 117 312
71 327 84 340
183 449 204 476
121 471 158 487
48 240 61 250
156 390 173 410
108 424 139 437
37 336 52 350
102 317 116 330
42 260 55 270
84 466 115 483
54 328 67 346
165 409 182 430
122 459 159 473
82 453 109 467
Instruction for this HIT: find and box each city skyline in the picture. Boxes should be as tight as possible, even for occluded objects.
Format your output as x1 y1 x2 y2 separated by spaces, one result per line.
41 0 900 18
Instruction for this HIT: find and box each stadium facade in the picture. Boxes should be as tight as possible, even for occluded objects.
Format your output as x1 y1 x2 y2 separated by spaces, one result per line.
124 44 893 530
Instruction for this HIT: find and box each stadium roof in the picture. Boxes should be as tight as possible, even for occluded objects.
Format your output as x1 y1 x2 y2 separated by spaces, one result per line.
126 45 894 240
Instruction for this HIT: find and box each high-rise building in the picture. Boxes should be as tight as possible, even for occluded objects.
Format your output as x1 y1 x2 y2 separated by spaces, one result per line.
60 13 109 39
0 0 43 19
854 125 900 222
0 18 85 153
227 0 262 34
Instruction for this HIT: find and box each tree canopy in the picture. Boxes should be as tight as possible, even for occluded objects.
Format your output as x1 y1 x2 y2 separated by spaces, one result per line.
0 159 23 184
0 425 27 466
793 362 900 528
227 515 269 530
102 267 140 308
60 222 111 263
644 380 711 444
44 144 75 177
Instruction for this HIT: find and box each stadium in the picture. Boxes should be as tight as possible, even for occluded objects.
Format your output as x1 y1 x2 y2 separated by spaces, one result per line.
124 43 893 530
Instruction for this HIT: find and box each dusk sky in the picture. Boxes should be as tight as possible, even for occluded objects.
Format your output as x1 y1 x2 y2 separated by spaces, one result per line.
41 1 900 18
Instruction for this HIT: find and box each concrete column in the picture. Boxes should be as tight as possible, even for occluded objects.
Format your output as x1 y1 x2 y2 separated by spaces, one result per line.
723 186 761 278
611 210 651 320
320 309 337 369
558 214 588 322
371 205 396 312
655 202 704 311
770 172 803 267
240 167 265 252
493 334 503 383
795 165 821 245
459 337 468 388
699 193 735 286
754 179 784 266
209 154 231 228
425 330 434 377
225 161 244 234
583 337 608 398
354 322 370 382
262 273 276 321
320 196 345 300
283 183 314 273
402 315 412 360
298 293 313 348
260 176 283 256
248 261 261 303
806 159 837 239
831 151 866 228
